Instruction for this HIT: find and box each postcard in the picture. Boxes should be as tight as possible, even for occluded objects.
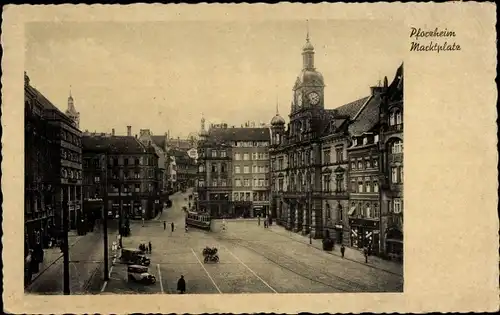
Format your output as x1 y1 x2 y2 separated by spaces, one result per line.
1 2 498 314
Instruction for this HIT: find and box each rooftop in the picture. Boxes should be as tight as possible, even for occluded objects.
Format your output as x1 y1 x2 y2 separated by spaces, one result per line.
207 127 271 143
82 135 157 155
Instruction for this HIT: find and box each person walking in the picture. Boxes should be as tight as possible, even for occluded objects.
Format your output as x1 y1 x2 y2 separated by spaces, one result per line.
163 221 166 230
363 247 368 263
171 222 175 233
177 275 186 294
340 244 345 258
258 215 261 226
148 241 152 254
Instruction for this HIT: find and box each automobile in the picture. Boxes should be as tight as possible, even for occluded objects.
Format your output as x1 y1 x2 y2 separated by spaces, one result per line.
120 248 151 266
127 265 156 284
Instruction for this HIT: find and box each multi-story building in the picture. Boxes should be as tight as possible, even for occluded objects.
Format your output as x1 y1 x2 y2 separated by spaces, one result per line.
82 130 162 227
170 148 197 191
379 64 404 260
269 32 404 255
198 119 271 218
346 93 383 252
197 121 232 217
231 128 271 218
25 72 83 283
139 129 170 202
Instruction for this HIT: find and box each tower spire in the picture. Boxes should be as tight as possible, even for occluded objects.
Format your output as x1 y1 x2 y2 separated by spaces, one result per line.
306 19 310 42
276 95 279 115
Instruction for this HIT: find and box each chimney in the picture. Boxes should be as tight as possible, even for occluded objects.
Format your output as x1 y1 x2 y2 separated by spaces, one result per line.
127 125 132 136
112 128 115 136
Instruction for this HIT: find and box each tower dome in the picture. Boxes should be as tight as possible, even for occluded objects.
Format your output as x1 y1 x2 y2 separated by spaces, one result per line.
270 102 286 126
271 114 285 126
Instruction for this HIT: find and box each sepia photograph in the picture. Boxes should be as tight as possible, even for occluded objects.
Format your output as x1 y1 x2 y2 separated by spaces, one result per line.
2 2 498 314
23 18 404 295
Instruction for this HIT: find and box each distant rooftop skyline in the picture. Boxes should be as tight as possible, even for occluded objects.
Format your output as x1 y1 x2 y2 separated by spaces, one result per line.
25 20 404 138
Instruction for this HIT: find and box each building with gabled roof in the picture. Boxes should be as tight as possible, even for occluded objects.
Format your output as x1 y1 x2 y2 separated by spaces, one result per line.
268 31 404 258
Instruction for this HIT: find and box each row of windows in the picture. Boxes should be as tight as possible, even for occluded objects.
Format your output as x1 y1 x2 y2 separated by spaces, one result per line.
61 148 81 164
61 168 82 180
210 150 227 158
233 191 269 201
350 202 380 219
350 157 379 171
60 129 81 147
109 183 156 193
322 175 345 192
351 178 379 193
234 178 269 187
352 134 379 147
233 141 269 148
322 146 345 164
234 152 269 161
235 165 269 174
389 110 403 126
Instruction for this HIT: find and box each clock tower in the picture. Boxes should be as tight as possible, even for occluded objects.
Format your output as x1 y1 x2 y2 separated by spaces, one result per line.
291 28 325 115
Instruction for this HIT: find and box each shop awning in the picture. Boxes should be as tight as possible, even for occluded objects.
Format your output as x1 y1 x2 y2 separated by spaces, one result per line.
348 206 356 216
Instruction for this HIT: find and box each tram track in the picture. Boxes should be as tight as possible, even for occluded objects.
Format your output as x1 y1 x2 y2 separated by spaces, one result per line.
216 235 376 292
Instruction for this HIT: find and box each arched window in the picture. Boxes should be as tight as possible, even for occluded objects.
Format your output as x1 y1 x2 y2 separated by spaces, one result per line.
198 164 204 173
325 203 331 219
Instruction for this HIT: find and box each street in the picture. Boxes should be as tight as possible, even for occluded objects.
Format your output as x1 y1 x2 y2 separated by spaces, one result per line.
25 223 118 295
103 189 403 294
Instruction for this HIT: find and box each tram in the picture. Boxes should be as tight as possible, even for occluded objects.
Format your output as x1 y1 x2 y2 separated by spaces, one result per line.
185 211 211 231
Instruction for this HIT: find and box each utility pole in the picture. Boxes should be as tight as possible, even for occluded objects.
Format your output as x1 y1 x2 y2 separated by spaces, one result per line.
62 187 70 295
101 153 109 281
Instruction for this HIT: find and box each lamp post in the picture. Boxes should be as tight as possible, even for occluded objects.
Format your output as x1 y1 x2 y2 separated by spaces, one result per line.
62 188 70 295
101 153 109 281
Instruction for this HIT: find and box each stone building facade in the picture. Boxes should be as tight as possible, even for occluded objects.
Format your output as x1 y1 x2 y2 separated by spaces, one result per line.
24 72 83 284
197 120 270 218
269 33 404 257
82 133 162 228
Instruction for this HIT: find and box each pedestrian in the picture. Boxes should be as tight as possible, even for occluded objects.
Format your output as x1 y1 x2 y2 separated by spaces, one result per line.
340 244 345 258
148 241 152 254
171 222 175 232
258 216 261 226
163 221 166 230
177 275 186 294
363 247 368 263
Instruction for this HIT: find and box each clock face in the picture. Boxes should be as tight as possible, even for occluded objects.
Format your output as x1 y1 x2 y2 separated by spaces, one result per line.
308 92 320 105
297 92 303 107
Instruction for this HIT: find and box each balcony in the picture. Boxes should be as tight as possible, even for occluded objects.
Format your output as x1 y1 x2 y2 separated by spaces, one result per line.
387 124 403 133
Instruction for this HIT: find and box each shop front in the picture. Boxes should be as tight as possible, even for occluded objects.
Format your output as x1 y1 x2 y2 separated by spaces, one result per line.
233 201 252 218
349 218 380 254
385 227 403 261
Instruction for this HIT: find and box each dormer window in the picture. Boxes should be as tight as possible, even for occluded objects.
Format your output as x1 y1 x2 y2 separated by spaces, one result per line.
353 138 358 146
363 137 368 145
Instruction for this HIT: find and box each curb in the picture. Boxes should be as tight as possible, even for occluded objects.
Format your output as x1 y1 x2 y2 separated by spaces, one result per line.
267 227 403 277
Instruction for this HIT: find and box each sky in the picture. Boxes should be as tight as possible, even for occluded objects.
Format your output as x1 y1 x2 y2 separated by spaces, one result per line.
25 20 405 138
